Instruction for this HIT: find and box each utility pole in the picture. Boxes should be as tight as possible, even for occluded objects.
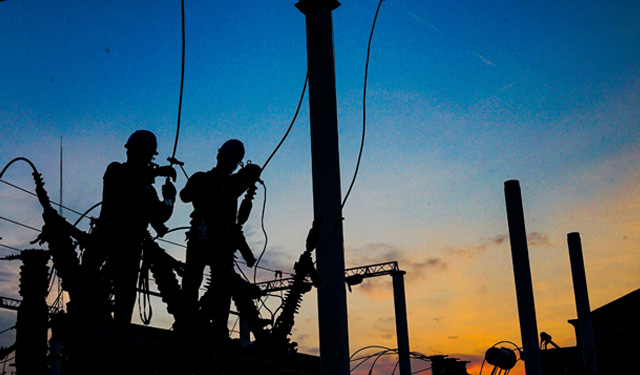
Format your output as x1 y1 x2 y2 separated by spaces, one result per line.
567 233 599 375
391 271 411 375
295 1 350 374
504 180 543 375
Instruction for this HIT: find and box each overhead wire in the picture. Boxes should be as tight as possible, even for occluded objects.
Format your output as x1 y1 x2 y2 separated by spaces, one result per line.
340 0 385 210
262 73 309 171
0 243 22 253
349 346 434 375
0 325 15 336
171 0 186 164
0 179 86 218
0 215 41 233
252 181 268 283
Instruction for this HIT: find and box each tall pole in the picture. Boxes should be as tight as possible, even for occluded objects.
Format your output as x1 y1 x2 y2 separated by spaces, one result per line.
504 180 543 375
567 232 599 375
391 271 412 375
295 1 350 375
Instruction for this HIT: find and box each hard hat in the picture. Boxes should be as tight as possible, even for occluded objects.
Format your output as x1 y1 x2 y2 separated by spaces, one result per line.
125 130 158 155
218 139 245 162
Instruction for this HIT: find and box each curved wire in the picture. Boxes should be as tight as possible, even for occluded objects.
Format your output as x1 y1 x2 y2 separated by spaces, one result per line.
0 157 38 179
152 226 190 241
171 0 186 162
262 73 309 170
252 181 268 284
350 345 394 360
341 0 384 210
73 201 102 227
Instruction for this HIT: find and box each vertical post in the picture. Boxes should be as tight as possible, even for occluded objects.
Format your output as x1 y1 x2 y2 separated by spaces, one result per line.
16 250 51 375
391 271 412 375
239 317 250 348
503 180 543 375
295 1 350 375
567 232 599 375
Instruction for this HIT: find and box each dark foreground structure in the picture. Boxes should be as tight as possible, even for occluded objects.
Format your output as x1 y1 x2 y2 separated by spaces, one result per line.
2 170 322 375
540 288 640 375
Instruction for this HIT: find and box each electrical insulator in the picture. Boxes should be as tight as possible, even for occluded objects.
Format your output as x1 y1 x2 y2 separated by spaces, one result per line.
237 184 257 225
485 347 518 370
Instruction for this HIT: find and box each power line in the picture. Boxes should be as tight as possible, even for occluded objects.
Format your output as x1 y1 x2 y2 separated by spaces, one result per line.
0 215 41 233
0 178 87 218
170 0 186 162
341 0 385 210
0 243 22 252
262 73 309 170
156 238 186 249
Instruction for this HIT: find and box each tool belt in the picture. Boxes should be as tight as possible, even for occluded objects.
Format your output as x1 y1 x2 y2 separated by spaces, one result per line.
186 220 256 267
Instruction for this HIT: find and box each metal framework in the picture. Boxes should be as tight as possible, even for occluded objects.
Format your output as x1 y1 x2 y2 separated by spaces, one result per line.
255 261 401 293
0 296 21 311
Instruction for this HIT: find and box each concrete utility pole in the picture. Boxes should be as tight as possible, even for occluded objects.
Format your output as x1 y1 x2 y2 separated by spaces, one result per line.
391 271 412 375
504 180 543 375
567 232 599 375
295 1 350 375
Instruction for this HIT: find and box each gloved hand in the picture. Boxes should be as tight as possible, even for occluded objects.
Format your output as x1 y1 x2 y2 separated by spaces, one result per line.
242 163 262 182
162 180 177 201
155 165 177 181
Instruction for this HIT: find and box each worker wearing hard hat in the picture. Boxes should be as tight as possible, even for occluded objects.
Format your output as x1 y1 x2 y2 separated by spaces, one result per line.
82 129 177 324
179 139 264 337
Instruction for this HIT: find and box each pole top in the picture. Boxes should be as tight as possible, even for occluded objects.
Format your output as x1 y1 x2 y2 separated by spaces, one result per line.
295 0 341 14
504 179 520 188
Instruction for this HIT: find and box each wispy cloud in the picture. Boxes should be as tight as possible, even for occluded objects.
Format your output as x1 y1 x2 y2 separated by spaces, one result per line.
447 232 550 257
408 12 441 33
448 234 508 256
470 50 495 66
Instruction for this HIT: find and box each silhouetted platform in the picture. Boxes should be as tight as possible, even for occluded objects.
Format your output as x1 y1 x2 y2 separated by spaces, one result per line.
57 319 320 375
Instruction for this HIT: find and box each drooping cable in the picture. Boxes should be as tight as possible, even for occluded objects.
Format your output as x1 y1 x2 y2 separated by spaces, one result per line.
349 346 434 374
73 202 102 227
341 0 385 210
0 157 37 179
262 73 309 171
253 180 268 284
171 0 186 164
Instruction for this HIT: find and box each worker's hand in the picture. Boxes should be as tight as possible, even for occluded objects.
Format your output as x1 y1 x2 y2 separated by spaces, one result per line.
243 163 262 182
155 165 177 182
162 180 177 201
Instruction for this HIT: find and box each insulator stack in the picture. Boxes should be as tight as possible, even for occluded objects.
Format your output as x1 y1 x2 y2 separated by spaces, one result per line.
271 283 311 348
237 184 257 225
44 221 81 300
32 171 52 210
145 239 184 320
16 249 51 375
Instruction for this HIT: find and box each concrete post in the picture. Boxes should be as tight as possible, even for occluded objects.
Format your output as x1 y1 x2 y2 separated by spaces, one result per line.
567 232 599 375
295 1 350 375
504 180 543 375
391 271 411 375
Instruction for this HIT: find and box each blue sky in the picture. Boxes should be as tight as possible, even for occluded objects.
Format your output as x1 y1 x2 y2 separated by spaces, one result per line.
2 1 640 373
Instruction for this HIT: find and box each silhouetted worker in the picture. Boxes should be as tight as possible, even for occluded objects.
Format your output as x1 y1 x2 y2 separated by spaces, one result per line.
82 129 177 324
179 139 263 337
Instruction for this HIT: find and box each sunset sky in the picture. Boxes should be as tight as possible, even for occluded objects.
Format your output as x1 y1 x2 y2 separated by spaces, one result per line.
2 1 640 374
